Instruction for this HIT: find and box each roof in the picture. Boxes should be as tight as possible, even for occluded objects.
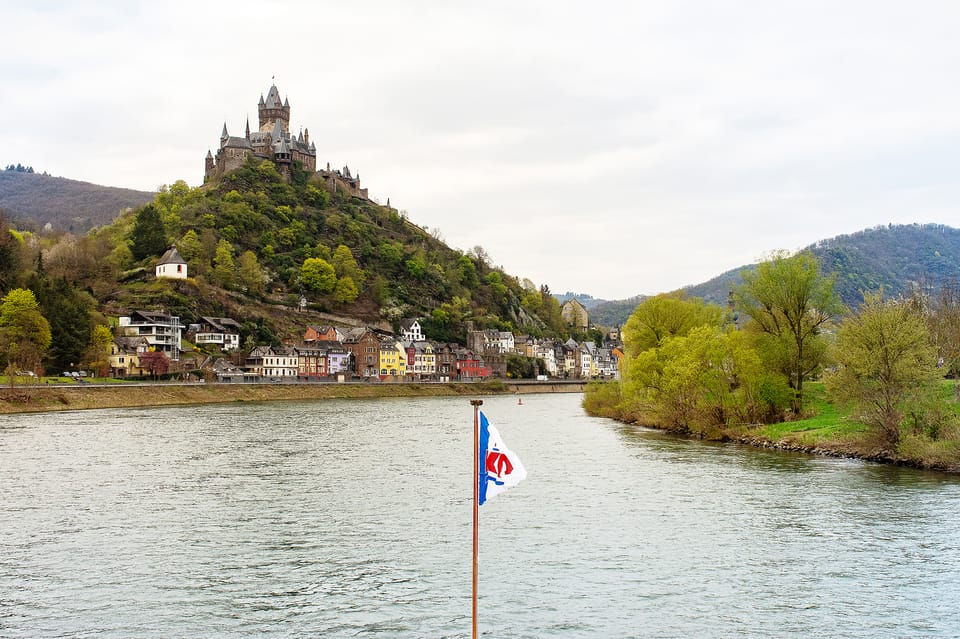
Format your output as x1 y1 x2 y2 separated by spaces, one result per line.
157 245 187 266
199 316 242 332
264 84 283 108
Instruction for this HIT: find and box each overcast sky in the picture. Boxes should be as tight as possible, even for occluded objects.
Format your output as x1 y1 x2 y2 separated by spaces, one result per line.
5 1 960 300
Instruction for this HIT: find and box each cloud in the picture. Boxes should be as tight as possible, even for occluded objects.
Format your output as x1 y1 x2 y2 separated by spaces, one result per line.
5 1 960 299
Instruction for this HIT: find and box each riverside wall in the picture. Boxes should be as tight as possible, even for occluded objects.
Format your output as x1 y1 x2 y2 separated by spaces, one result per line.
0 380 587 415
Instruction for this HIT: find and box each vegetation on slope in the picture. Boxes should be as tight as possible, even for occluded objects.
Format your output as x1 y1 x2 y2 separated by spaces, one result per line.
0 169 154 233
592 223 960 327
0 157 574 373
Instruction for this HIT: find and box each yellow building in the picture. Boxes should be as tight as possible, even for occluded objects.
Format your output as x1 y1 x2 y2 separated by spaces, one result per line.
378 339 407 379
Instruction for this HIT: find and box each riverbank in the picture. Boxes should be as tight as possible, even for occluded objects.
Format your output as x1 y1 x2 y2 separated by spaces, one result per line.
0 380 586 414
586 381 960 473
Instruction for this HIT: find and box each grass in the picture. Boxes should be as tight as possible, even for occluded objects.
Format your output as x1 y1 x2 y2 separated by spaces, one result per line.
755 382 868 445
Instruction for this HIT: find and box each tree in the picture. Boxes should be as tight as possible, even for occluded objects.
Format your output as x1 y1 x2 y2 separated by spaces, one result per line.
237 250 265 295
734 251 843 413
30 276 95 373
826 292 943 447
0 288 52 377
178 229 203 262
622 293 724 356
212 239 236 288
130 204 168 261
139 351 170 379
299 257 336 294
332 244 364 285
84 324 114 377
0 213 21 292
333 275 359 304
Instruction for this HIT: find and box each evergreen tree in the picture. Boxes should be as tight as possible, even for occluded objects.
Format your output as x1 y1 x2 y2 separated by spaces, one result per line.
130 204 168 261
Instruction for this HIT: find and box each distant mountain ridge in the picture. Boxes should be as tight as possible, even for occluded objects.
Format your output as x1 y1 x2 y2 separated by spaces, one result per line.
590 223 960 326
0 171 154 232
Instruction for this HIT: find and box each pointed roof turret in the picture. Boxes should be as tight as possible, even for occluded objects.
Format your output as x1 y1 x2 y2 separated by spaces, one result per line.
206 149 213 159
265 84 283 108
283 96 290 108
259 94 265 107
271 119 283 143
221 123 228 140
245 117 251 139
309 141 316 152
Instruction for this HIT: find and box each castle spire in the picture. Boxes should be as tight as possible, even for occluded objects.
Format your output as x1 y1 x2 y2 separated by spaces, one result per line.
220 123 228 140
245 116 250 139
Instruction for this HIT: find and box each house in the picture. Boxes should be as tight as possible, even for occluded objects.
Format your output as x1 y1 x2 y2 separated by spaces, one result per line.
435 343 457 381
467 329 514 354
212 357 250 382
577 342 595 379
118 311 183 361
378 337 407 379
414 341 436 379
561 299 589 330
456 349 491 381
295 343 327 377
321 341 351 375
513 334 536 357
399 318 425 342
108 336 151 377
536 340 558 377
305 325 341 342
246 345 298 378
342 328 381 377
193 316 242 351
156 245 188 279
555 341 577 377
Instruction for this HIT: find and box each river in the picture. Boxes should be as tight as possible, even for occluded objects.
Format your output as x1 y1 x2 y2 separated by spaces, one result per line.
1 393 958 638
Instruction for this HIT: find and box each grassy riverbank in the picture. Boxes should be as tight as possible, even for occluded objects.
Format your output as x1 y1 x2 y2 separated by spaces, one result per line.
0 380 584 414
585 381 960 473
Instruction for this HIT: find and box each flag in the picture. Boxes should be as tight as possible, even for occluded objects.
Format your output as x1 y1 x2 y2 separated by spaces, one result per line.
478 411 527 505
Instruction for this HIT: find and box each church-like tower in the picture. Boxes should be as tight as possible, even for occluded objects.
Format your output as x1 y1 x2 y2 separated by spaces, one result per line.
258 84 290 133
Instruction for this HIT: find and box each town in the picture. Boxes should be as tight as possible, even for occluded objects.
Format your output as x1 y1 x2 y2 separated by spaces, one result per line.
110 297 623 383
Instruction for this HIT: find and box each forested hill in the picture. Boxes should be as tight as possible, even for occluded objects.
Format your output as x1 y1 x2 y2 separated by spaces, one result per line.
0 170 154 232
2 156 570 351
591 223 960 326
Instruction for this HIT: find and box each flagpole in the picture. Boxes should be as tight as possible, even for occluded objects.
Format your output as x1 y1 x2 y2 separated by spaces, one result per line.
471 399 482 639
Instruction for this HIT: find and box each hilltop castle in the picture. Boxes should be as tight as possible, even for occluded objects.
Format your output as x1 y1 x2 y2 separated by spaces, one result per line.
204 83 368 199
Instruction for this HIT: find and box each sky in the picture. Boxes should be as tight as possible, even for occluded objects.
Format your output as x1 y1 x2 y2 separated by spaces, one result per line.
5 1 960 300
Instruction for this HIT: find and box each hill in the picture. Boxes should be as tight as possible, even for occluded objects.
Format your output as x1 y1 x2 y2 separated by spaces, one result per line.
1 156 572 373
0 170 154 232
590 223 960 326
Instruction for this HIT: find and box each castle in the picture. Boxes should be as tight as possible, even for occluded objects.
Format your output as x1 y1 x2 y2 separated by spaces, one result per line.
205 83 368 199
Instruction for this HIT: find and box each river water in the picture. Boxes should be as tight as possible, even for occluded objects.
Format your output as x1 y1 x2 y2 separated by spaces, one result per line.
1 393 959 638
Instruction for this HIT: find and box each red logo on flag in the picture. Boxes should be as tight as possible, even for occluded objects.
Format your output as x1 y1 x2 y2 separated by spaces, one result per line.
486 450 513 478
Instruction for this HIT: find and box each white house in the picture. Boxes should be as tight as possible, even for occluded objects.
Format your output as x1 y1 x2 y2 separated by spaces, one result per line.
156 245 188 279
246 345 298 378
192 316 242 351
399 318 425 342
118 311 183 361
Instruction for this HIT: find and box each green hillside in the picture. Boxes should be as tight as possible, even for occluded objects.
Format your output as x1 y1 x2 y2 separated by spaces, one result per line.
0 156 570 371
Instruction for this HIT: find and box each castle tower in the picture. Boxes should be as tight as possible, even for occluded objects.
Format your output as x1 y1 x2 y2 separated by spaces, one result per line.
259 83 290 134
